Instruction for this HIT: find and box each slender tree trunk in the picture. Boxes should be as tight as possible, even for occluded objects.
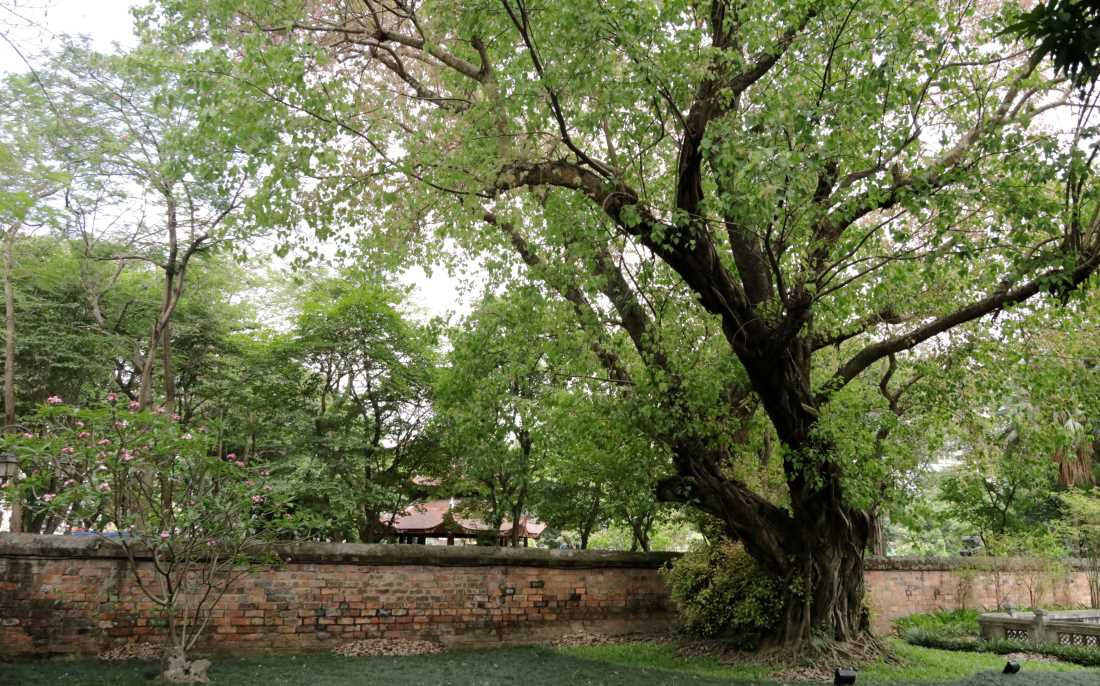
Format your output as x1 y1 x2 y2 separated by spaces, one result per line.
162 322 175 411
868 512 888 557
139 193 180 411
3 226 16 432
3 226 23 533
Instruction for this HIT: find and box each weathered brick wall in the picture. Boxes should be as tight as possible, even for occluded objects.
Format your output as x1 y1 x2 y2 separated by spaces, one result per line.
2 535 1095 656
0 535 676 657
865 557 1094 634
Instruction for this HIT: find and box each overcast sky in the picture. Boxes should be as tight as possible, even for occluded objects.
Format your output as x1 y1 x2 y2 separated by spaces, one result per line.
1 0 470 322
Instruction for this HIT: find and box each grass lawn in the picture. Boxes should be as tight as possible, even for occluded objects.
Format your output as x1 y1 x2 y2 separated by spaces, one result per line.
3 640 1099 685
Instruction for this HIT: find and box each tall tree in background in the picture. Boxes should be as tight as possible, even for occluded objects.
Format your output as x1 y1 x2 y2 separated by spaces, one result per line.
435 289 555 547
150 0 1100 644
291 275 437 542
0 73 67 532
40 43 270 410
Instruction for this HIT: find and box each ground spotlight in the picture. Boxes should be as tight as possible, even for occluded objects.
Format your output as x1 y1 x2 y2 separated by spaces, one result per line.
1003 661 1021 674
834 667 857 685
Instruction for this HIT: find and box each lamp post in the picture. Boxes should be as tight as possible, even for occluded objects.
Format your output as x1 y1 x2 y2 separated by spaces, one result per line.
0 451 20 532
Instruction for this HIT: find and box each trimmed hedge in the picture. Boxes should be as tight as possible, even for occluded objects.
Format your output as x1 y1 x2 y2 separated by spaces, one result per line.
902 628 1100 668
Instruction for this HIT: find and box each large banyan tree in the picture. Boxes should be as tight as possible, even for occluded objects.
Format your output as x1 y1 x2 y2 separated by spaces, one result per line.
150 0 1100 644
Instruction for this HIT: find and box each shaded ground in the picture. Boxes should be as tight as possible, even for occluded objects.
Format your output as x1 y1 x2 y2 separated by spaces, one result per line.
3 641 1098 685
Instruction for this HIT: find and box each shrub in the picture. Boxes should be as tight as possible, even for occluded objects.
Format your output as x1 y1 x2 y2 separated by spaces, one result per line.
662 540 783 647
8 396 295 683
895 609 981 639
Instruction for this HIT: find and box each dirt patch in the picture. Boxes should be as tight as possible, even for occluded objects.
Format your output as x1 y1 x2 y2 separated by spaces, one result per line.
333 639 445 657
551 631 673 648
98 642 164 661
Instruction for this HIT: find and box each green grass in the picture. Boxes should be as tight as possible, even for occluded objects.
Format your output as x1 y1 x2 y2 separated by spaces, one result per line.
3 639 1099 685
562 639 1095 684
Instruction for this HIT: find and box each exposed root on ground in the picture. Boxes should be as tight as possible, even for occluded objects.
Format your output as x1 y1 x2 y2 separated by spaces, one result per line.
674 634 894 682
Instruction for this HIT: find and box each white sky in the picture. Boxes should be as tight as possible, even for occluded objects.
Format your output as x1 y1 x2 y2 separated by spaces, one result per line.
0 0 471 323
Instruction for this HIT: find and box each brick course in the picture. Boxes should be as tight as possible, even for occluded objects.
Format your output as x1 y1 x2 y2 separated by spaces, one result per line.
865 560 1093 634
0 535 675 657
1 535 1094 656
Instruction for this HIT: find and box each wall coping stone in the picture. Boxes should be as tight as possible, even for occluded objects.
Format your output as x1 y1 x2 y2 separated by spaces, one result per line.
865 555 1089 572
0 533 679 569
2 536 1086 572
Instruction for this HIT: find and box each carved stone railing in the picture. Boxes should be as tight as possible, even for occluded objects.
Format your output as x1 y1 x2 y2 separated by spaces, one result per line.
979 609 1100 648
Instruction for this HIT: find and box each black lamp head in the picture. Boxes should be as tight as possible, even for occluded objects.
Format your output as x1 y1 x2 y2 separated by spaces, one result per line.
834 667 857 685
1003 661 1021 674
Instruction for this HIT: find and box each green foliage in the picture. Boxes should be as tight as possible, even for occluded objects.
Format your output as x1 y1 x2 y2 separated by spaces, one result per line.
895 609 981 640
8 396 294 546
1005 0 1100 87
662 541 784 645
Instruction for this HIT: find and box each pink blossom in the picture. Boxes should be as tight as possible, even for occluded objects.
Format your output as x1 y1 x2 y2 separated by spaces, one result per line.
259 469 270 477
113 420 128 430
60 446 75 455
77 431 91 439
171 414 182 422
1 481 13 489
250 495 263 504
63 479 76 488
74 421 84 429
245 480 255 486
21 432 33 439
127 400 141 411
46 395 63 406
159 531 169 540
41 493 55 502
181 433 193 440
206 538 216 546
153 405 167 415
96 438 111 446
225 453 236 461
106 393 117 403
234 460 246 468
120 450 135 462
97 482 111 493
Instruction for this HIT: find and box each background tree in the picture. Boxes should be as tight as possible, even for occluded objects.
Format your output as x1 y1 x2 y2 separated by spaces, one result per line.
288 274 437 542
435 289 555 547
38 42 275 411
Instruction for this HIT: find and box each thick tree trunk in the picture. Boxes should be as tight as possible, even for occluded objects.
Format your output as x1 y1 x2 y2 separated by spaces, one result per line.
778 512 871 644
660 346 873 646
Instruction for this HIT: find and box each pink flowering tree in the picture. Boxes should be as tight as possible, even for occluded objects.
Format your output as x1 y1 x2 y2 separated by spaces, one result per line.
8 394 294 682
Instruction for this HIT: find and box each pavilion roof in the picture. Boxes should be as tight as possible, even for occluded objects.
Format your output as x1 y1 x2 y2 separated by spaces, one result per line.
385 499 546 538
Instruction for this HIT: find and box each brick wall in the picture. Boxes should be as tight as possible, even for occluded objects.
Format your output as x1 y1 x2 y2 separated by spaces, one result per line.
2 535 1095 657
0 535 676 657
865 557 1094 634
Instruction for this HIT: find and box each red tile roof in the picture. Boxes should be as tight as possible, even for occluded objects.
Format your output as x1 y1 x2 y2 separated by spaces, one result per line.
386 499 545 538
